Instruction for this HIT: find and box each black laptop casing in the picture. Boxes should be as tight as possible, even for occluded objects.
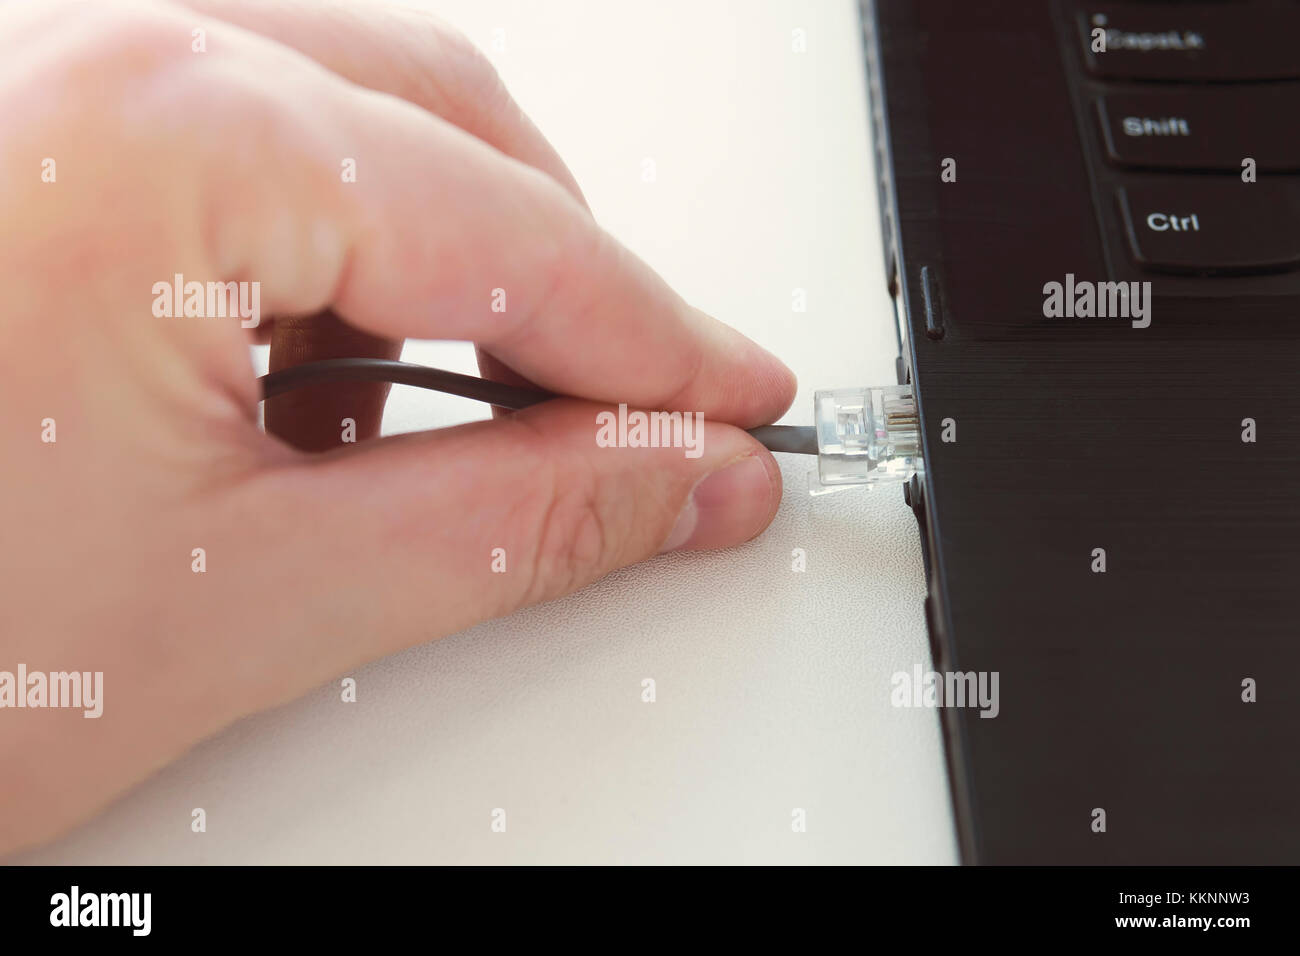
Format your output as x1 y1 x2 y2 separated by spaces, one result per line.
864 0 1300 864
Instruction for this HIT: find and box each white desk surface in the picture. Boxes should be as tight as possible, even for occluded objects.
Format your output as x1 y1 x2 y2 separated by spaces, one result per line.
15 0 956 865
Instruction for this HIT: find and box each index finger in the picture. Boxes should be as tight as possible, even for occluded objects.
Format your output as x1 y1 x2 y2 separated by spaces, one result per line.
187 11 797 427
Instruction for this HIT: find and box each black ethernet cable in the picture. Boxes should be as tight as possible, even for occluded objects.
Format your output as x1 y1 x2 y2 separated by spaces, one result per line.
258 358 819 455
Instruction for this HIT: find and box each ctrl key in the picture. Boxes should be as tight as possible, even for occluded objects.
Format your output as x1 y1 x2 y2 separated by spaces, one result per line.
1117 183 1300 275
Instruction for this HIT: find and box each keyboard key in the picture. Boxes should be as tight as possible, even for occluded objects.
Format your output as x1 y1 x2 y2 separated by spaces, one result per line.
1098 89 1300 172
1117 184 1300 275
1079 5 1300 82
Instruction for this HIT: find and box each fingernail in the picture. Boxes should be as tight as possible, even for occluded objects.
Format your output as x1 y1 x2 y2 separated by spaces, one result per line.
659 455 776 553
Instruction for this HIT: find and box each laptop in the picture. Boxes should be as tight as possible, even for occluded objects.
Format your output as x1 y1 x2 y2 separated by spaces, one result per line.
862 0 1300 863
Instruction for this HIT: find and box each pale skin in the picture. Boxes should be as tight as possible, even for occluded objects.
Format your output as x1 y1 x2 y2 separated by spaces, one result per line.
0 0 795 854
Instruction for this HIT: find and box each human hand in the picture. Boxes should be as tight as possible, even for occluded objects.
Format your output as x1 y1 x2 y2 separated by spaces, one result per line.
0 0 794 853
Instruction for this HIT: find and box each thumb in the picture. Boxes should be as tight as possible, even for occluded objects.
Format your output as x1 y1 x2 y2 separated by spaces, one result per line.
233 400 782 699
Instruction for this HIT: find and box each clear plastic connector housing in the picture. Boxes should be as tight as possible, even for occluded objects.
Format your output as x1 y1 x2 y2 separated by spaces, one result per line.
810 385 922 495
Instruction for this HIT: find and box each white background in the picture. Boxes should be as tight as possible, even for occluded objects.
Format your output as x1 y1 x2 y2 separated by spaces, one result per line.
15 0 955 864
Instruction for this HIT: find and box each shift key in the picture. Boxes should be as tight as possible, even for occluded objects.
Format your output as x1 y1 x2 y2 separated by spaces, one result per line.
1117 183 1300 275
1098 88 1300 172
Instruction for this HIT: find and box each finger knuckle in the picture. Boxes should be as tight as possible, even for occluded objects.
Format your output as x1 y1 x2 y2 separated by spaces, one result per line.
385 8 509 122
528 482 615 604
31 2 191 97
512 439 626 607
0 2 198 243
438 24 506 100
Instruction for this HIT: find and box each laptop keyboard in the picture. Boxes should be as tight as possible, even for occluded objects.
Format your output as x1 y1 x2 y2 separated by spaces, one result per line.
1059 2 1300 286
